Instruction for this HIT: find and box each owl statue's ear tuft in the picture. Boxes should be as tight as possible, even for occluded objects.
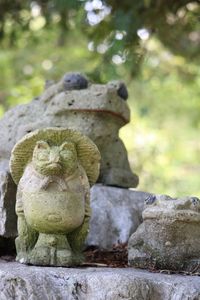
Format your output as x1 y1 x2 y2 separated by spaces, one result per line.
35 141 49 150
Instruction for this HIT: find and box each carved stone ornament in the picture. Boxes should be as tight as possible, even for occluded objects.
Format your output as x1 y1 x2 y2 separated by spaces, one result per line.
128 194 200 271
10 127 100 266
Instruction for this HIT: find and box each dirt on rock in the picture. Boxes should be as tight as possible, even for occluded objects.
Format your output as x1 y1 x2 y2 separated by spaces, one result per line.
84 243 128 268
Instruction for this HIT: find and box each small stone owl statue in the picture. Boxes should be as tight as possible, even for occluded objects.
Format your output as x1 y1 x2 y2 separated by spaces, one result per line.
10 127 100 266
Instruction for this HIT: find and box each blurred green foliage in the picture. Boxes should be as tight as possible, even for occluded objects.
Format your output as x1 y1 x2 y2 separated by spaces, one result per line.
0 1 199 197
0 1 199 79
120 39 200 197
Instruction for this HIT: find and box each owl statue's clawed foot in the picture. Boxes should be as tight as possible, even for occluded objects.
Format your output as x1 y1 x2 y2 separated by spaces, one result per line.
28 233 74 266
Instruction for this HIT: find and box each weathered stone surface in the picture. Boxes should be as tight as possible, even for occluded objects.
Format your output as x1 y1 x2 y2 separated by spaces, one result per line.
87 185 148 249
0 160 17 237
0 260 199 300
128 194 200 271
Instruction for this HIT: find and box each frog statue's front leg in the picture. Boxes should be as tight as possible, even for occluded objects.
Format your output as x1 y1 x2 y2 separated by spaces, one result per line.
15 186 38 263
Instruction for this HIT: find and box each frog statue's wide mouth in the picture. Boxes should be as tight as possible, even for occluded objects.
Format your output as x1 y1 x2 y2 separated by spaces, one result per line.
66 108 129 124
143 208 200 223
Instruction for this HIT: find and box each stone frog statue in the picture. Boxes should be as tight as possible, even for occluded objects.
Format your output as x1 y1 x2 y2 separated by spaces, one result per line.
0 72 138 190
10 127 100 266
128 194 200 271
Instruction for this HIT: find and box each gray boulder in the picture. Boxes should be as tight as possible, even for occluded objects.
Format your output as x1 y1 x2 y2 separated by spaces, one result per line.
87 185 148 249
0 160 17 237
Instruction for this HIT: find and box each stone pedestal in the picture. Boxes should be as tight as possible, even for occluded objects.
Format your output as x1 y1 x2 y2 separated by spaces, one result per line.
0 260 199 299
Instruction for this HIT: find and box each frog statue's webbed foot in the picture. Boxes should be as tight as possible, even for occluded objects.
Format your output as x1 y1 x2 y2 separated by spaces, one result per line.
128 223 152 269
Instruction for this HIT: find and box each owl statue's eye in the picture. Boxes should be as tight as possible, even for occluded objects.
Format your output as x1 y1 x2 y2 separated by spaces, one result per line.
59 142 77 160
60 150 69 160
60 142 76 152
60 142 76 159
33 141 50 161
37 151 49 161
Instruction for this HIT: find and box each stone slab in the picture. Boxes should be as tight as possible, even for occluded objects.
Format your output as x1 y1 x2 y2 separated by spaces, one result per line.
0 260 199 300
87 185 150 249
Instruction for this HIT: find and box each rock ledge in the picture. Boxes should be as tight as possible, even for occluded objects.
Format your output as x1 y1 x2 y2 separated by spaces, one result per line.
0 260 199 300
